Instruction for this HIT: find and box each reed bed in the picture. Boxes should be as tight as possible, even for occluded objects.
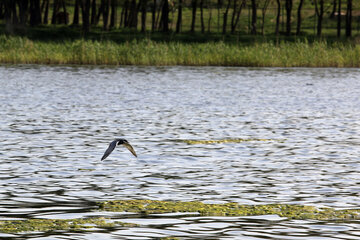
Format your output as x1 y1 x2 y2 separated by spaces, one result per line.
0 35 359 67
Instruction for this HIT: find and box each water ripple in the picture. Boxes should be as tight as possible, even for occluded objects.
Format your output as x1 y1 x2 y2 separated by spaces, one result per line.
1 65 360 239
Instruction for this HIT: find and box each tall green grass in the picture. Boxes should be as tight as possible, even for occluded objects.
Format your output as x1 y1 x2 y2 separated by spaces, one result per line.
0 35 359 67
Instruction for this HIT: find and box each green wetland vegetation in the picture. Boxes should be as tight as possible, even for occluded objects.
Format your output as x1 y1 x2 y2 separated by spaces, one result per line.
2 200 360 233
1 34 360 67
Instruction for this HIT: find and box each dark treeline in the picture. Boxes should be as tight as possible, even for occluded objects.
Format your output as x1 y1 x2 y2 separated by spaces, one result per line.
0 0 356 37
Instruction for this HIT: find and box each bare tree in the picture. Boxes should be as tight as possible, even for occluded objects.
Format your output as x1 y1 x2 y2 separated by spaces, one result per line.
42 0 49 24
260 0 271 35
91 0 97 24
314 0 324 36
161 0 169 31
18 0 29 26
128 0 138 28
190 0 197 32
110 0 118 28
231 0 245 34
151 0 156 30
337 0 341 37
330 0 336 18
4 0 14 32
176 0 183 33
62 0 68 24
51 0 59 24
30 0 41 26
103 0 110 30
140 0 147 32
200 0 205 33
345 0 352 37
73 0 80 25
250 0 257 34
207 0 212 32
275 0 280 35
296 0 304 35
82 0 91 33
223 0 231 34
285 0 292 35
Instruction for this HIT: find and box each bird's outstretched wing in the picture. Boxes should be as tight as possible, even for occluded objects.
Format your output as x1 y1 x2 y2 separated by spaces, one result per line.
123 142 137 158
101 140 117 161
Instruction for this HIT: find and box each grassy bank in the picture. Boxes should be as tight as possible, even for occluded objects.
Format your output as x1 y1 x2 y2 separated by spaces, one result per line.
1 35 360 67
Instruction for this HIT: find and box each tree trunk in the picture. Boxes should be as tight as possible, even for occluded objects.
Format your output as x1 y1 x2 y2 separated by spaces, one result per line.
207 0 212 32
160 0 169 31
190 0 197 32
30 0 41 26
91 0 97 24
250 0 256 34
260 0 270 35
314 0 324 36
82 0 91 33
176 0 182 33
337 0 341 37
0 3 4 20
151 0 156 30
103 0 110 30
110 0 117 28
285 0 292 35
4 0 13 32
275 0 280 35
10 0 18 25
128 0 138 28
155 0 162 29
51 0 59 24
217 0 222 33
330 0 336 18
230 0 237 33
222 0 231 34
296 0 304 35
43 0 49 24
95 0 105 25
122 0 129 27
62 0 68 24
18 0 29 26
140 0 147 32
345 0 352 37
73 0 80 25
200 0 205 33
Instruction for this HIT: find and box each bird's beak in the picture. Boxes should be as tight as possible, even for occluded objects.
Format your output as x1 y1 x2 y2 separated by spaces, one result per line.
123 142 137 157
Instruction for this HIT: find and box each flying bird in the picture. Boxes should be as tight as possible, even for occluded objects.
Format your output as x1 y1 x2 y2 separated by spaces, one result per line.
101 138 137 161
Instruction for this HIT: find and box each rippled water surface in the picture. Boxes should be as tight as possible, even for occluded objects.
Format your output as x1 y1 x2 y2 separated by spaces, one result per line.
1 65 360 239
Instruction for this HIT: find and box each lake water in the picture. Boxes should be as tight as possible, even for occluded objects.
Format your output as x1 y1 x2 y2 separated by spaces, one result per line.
1 65 360 239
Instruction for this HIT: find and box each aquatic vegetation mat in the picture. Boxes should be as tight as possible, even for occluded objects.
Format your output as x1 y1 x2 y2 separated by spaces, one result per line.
180 138 283 144
97 200 360 221
3 200 360 233
0 217 136 233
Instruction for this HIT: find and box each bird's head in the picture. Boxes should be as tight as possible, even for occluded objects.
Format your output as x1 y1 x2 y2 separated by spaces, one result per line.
116 138 128 145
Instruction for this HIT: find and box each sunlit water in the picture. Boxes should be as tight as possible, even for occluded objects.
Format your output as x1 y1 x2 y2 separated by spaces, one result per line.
1 65 360 239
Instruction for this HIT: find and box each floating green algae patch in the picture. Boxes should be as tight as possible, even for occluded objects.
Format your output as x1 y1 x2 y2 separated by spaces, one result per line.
180 138 282 144
97 200 360 221
0 217 137 233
